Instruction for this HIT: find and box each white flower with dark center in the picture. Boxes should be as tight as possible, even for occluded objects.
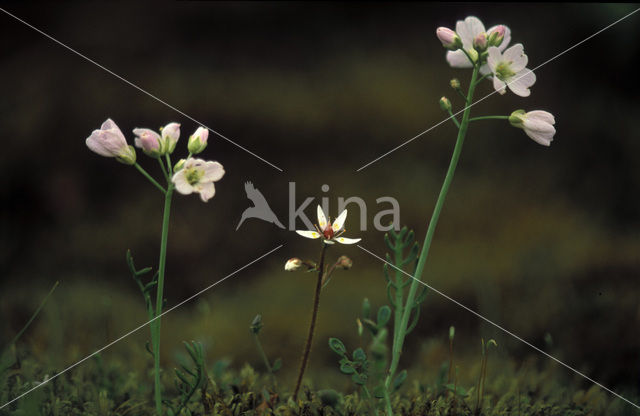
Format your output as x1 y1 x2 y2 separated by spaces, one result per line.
296 205 361 245
509 110 556 146
171 158 225 202
487 44 536 97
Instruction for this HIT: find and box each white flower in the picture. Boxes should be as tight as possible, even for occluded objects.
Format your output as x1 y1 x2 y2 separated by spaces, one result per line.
86 119 136 164
446 17 512 69
509 110 556 146
171 158 225 202
296 205 361 245
486 44 536 97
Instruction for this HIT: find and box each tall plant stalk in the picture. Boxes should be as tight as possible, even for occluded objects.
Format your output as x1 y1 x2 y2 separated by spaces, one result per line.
383 62 481 415
293 243 328 400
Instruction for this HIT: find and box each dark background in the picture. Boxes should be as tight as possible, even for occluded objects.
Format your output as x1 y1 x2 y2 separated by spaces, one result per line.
1 1 639 398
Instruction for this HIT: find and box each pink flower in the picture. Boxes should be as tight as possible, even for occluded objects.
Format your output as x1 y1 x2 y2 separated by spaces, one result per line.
133 128 162 157
436 27 461 50
86 119 136 164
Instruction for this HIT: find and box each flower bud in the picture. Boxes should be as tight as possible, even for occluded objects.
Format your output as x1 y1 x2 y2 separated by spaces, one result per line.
285 258 303 271
336 255 353 270
161 122 180 154
133 128 163 157
450 78 461 90
436 27 462 50
467 48 479 63
449 326 455 341
487 25 506 47
174 158 186 172
116 145 137 165
188 127 209 155
250 314 263 334
473 32 488 51
439 96 452 112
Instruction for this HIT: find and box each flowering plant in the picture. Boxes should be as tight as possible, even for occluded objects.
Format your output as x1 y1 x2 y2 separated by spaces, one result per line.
86 118 224 415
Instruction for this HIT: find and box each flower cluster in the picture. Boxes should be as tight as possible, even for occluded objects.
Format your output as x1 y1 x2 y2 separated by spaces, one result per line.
86 119 224 201
436 16 556 146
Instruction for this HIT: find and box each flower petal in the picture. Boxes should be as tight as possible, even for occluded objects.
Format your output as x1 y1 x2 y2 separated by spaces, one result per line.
296 230 321 239
198 182 216 202
526 110 555 125
172 171 194 195
446 50 473 68
486 46 501 72
335 237 361 245
317 205 328 229
507 69 536 97
492 76 507 95
503 43 524 63
201 161 225 182
456 16 485 47
332 209 348 232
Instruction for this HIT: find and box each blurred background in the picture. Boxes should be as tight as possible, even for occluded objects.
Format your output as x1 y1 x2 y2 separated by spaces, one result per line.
1 1 639 404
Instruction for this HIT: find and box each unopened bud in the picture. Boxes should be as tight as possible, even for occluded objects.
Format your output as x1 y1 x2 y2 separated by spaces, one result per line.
439 96 452 112
473 32 488 51
250 314 263 334
161 122 181 154
174 158 186 172
487 25 506 47
436 27 462 50
336 255 353 270
449 326 455 341
285 258 303 271
188 127 209 155
450 78 461 90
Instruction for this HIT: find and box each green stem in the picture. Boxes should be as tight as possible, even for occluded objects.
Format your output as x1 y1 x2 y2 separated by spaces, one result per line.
474 72 490 86
293 243 328 400
6 281 59 349
469 115 509 122
165 154 173 177
157 158 169 182
383 63 481 411
152 184 174 415
253 333 277 387
134 163 166 194
446 109 461 129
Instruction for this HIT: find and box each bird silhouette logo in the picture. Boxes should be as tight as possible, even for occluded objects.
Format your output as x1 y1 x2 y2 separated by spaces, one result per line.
236 181 285 230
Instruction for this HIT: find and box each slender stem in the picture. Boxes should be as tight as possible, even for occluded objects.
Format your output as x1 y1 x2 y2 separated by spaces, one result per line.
383 63 481 409
469 115 509 122
455 88 467 102
165 154 173 177
157 158 169 182
134 163 166 194
6 281 59 349
446 109 461 128
293 243 328 400
152 184 174 415
474 72 490 86
253 333 277 387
